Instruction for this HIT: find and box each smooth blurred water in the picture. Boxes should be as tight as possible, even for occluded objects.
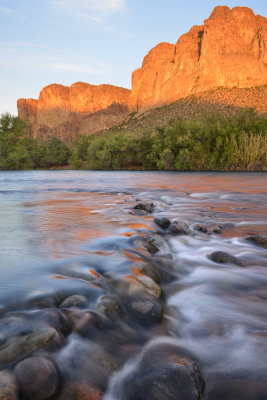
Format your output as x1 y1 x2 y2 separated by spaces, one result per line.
0 171 266 399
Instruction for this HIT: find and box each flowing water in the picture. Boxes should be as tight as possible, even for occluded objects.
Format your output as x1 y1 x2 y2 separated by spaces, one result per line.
0 171 266 399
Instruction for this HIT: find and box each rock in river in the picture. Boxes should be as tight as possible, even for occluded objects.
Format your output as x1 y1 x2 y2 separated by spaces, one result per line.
110 341 205 400
0 371 19 400
193 224 208 233
0 329 56 367
133 202 154 214
168 221 191 236
154 217 171 230
209 251 241 265
15 357 59 400
59 295 88 309
245 234 267 249
58 381 101 400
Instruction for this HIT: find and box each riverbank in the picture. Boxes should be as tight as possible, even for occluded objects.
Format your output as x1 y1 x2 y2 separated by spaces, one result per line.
0 109 266 171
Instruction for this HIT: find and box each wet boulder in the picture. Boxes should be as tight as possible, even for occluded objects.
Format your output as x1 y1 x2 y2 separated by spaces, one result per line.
205 371 267 400
209 251 241 265
73 310 110 338
168 221 191 236
131 235 170 256
112 341 205 400
132 261 163 283
0 370 19 400
133 202 154 214
113 274 161 299
40 309 71 336
154 217 171 230
59 295 88 309
14 357 59 400
0 329 56 367
23 291 57 310
56 339 119 391
245 234 267 249
213 226 223 234
132 235 159 255
193 224 208 233
96 296 122 319
58 381 102 400
125 296 163 325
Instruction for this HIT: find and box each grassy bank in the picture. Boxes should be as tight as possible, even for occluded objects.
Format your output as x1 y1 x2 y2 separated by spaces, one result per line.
1 110 266 171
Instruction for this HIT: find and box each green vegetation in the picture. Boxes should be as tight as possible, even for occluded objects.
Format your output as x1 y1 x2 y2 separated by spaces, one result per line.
72 109 267 171
0 110 266 171
0 113 70 170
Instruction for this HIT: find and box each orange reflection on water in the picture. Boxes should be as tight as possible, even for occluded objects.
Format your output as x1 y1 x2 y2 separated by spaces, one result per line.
89 269 100 278
129 223 155 230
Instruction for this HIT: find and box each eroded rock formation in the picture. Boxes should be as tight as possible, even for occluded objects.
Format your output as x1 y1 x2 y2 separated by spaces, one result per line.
132 6 267 109
18 6 267 141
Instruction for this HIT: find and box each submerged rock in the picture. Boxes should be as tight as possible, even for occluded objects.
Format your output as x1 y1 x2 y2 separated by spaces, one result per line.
125 296 163 325
113 342 205 400
125 275 161 299
246 234 267 249
168 221 191 236
59 295 88 309
209 251 241 265
0 371 19 400
193 224 208 233
213 227 223 234
96 296 122 319
15 357 59 400
133 202 154 214
0 329 56 367
58 381 102 400
154 217 171 229
132 261 162 283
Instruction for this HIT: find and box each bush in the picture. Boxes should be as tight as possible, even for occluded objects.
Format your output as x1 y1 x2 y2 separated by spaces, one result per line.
0 110 266 171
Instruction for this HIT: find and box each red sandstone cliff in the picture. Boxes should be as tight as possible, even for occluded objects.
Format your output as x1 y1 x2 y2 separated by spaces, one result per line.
132 6 267 109
18 83 133 142
18 6 267 141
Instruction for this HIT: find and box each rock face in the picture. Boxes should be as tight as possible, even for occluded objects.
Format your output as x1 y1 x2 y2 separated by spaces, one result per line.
18 6 267 141
18 83 133 143
132 6 267 109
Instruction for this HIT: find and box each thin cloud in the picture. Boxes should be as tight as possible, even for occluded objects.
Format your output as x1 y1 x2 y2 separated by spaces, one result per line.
50 0 125 22
0 41 49 49
0 53 110 76
0 5 11 13
44 62 109 74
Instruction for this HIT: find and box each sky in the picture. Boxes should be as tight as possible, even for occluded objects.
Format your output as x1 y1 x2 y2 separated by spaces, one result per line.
0 0 266 115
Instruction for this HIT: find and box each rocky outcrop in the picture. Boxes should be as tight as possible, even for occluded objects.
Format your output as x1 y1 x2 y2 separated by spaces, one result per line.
18 6 267 141
132 6 267 109
18 83 133 143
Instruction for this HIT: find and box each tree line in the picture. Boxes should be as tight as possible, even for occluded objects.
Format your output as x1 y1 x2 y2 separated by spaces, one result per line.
0 110 266 171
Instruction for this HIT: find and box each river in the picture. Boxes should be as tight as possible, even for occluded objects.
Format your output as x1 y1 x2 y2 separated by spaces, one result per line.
0 171 266 399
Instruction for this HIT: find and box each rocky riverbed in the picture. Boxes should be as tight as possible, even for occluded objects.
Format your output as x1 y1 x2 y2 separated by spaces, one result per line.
0 171 266 400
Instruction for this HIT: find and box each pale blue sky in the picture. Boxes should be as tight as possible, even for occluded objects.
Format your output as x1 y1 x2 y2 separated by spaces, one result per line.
0 0 266 115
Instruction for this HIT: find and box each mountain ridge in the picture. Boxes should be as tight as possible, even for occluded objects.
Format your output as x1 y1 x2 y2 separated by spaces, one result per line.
17 5 267 142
